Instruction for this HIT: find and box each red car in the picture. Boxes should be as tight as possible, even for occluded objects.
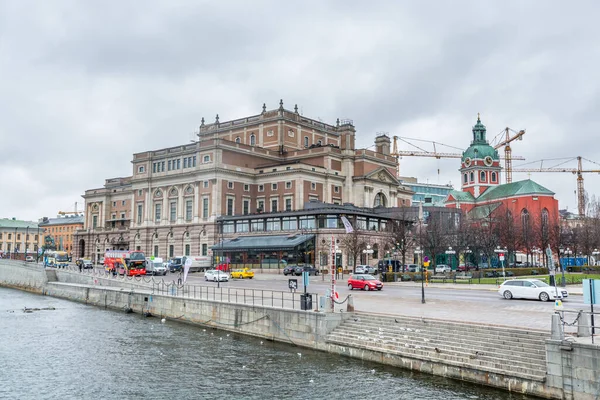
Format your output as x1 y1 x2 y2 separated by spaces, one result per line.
347 274 383 291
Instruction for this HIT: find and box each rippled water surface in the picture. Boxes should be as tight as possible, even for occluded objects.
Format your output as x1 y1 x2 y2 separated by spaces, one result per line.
0 288 535 400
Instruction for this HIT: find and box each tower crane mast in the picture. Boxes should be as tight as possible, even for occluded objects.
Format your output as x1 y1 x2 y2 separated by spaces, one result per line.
493 128 525 184
512 156 600 216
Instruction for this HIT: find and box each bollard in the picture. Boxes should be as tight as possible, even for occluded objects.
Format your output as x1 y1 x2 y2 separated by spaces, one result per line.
577 311 592 338
551 313 564 340
346 295 354 312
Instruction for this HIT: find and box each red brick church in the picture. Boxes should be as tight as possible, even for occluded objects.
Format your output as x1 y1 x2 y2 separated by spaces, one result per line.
445 115 559 224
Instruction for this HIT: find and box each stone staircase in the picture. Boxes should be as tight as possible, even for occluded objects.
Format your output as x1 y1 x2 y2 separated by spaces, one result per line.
326 313 549 382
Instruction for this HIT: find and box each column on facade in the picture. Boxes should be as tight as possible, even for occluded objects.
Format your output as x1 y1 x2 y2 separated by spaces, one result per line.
177 185 184 224
193 183 199 224
146 188 153 226
296 177 304 210
162 188 168 224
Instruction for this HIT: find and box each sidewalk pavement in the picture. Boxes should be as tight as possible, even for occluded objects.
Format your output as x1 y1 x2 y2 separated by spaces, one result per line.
383 281 584 295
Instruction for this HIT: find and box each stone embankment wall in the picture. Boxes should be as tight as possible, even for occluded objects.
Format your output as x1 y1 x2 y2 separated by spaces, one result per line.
2 260 599 400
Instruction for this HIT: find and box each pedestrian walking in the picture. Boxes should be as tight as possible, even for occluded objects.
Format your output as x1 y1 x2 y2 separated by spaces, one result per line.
78 261 82 273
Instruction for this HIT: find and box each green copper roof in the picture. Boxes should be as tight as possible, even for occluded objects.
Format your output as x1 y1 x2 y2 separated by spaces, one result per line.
467 202 502 220
446 190 475 202
212 234 314 252
462 115 499 162
477 179 554 202
0 218 39 229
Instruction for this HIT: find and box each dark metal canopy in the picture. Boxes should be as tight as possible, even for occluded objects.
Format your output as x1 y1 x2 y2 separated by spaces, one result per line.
211 234 315 252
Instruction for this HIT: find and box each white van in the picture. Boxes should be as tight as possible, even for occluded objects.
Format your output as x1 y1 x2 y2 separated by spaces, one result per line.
145 257 167 276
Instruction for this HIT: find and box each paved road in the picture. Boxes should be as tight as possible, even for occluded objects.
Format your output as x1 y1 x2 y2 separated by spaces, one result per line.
84 267 588 332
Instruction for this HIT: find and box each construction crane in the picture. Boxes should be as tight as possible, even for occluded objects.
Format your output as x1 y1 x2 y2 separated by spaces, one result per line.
512 156 600 216
492 128 525 184
391 136 525 178
58 202 84 216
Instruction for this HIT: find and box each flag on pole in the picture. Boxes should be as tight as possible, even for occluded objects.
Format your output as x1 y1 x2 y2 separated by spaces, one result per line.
183 258 192 283
340 216 354 233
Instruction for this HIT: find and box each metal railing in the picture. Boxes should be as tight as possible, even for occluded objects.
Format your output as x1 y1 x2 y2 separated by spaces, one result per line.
49 264 320 311
554 309 598 343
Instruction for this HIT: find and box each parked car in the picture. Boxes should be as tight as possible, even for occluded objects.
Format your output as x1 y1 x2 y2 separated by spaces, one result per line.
294 265 319 276
407 264 420 273
355 265 376 274
283 265 297 276
204 269 230 282
347 274 383 291
435 264 451 274
82 259 94 270
231 268 254 279
25 256 35 262
145 257 167 276
498 279 569 302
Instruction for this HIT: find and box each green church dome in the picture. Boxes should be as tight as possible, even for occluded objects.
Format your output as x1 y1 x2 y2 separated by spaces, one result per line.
462 114 499 162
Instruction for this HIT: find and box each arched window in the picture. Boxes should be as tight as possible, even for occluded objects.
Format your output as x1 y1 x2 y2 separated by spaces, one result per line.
470 172 474 182
304 136 309 147
521 209 530 227
250 134 256 146
463 173 468 184
480 171 486 182
491 172 497 182
374 192 387 207
542 208 549 227
235 137 241 143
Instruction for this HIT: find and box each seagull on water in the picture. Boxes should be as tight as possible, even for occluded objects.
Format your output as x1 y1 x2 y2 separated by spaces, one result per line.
161 318 166 323
297 353 302 358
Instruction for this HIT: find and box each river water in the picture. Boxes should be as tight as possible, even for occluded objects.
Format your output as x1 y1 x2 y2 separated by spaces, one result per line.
0 287 534 400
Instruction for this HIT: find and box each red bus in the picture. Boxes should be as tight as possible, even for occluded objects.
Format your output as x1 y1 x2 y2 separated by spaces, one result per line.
104 250 147 276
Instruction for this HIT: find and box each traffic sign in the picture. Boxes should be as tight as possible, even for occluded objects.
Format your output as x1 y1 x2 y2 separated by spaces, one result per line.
423 256 429 263
499 255 505 261
423 261 430 267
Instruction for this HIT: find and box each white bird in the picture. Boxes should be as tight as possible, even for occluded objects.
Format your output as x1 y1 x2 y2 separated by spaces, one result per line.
220 337 223 341
424 338 430 342
260 341 263 345
242 365 246 369
405 344 410 347
370 369 375 374
211 333 214 336
203 329 206 332
309 379 314 383
406 328 412 332
226 334 230 337
297 353 302 358
161 318 166 323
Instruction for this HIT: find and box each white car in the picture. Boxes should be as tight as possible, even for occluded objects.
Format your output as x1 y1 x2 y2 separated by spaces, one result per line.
435 264 451 274
355 265 376 274
498 278 569 302
204 269 229 282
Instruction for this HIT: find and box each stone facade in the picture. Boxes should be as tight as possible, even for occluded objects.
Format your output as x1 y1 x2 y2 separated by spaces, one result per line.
75 102 414 262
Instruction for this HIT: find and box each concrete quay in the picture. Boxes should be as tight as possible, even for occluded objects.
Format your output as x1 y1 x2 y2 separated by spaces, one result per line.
1 260 598 400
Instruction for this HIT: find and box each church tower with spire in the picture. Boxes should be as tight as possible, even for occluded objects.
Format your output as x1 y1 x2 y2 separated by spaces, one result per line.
459 114 501 198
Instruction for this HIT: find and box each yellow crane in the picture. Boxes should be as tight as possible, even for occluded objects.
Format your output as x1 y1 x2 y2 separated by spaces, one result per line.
512 156 600 216
391 136 525 178
492 128 525 184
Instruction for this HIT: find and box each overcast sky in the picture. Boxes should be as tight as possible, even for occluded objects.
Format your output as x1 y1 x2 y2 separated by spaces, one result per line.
2 1 599 222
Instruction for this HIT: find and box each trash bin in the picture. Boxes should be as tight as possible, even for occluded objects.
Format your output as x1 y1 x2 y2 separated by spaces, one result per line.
300 294 312 310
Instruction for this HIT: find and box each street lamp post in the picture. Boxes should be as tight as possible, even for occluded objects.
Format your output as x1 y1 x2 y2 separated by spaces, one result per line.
362 245 373 269
445 246 456 270
494 246 507 281
414 246 424 303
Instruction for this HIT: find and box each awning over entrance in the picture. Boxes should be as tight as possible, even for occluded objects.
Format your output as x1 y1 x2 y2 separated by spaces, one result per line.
211 234 315 253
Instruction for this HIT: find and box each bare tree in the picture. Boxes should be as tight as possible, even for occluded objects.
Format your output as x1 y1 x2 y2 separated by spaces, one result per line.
421 212 449 267
494 207 519 266
387 207 417 269
339 228 367 273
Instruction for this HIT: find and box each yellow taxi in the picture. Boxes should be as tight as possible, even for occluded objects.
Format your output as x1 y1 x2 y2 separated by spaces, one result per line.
230 268 254 279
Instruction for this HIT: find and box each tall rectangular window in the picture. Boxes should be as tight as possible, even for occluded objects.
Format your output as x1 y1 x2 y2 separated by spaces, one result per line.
92 215 98 229
161 161 165 171
227 198 234 216
285 198 292 211
137 204 143 224
153 163 157 173
153 245 159 257
169 245 174 258
185 244 190 256
177 159 181 169
193 156 197 167
202 243 208 256
168 160 172 171
202 198 209 218
170 202 177 222
243 200 249 215
185 200 193 221
183 158 187 168
271 199 278 212
155 203 162 222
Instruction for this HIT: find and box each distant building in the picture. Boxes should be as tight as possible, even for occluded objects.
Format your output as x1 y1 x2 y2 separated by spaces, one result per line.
75 101 414 262
38 215 84 254
399 177 453 207
445 115 559 225
0 218 41 259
